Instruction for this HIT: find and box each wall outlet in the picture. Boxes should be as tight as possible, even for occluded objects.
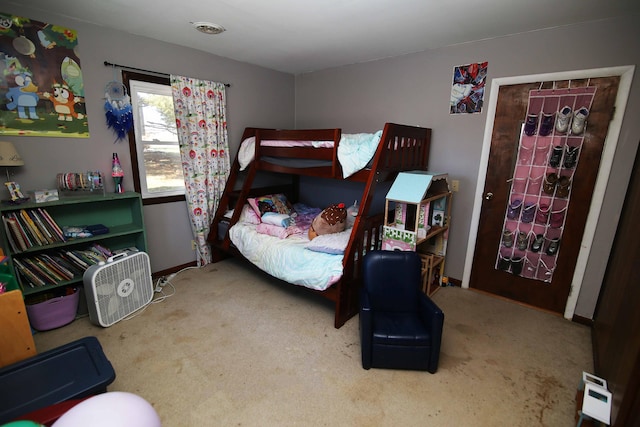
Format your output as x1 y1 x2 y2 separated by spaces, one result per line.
191 240 197 251
451 180 460 192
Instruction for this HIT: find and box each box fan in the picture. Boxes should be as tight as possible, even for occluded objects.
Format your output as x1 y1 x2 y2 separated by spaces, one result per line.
83 251 154 327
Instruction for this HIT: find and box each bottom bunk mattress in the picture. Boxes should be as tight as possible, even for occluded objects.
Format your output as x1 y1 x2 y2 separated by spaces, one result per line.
227 203 353 291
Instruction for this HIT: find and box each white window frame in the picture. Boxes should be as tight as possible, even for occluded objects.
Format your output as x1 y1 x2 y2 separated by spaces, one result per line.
129 79 184 199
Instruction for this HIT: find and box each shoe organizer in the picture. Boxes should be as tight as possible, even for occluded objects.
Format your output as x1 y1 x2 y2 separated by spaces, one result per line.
495 86 596 282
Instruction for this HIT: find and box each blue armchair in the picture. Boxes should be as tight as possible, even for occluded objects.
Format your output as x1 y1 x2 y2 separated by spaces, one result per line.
359 250 444 373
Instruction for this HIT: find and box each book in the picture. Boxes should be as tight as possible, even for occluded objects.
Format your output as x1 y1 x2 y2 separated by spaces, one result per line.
5 216 28 252
39 254 75 280
38 208 66 242
28 209 55 244
64 250 91 270
88 245 111 260
20 209 46 246
23 258 59 284
13 263 33 288
76 249 105 264
11 212 36 248
2 216 19 252
13 258 46 287
8 212 34 249
50 252 84 276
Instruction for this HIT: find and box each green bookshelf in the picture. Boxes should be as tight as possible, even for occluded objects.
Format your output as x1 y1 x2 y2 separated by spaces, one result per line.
0 192 147 296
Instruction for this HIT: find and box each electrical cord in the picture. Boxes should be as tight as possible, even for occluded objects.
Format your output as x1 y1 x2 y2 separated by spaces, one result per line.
122 263 202 321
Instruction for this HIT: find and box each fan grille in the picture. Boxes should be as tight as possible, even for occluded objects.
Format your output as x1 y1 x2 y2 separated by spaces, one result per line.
89 252 153 327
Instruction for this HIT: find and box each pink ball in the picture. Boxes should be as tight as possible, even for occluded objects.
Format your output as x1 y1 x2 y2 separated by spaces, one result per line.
52 392 160 427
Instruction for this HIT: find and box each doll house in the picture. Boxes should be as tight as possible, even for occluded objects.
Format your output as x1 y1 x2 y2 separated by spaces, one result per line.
382 171 452 294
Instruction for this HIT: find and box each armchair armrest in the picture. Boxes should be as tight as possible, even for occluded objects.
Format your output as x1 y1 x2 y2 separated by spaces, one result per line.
418 293 444 373
359 289 373 369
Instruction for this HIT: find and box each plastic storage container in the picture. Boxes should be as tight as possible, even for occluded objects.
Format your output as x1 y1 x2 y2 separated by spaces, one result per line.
26 287 80 331
0 336 116 424
0 263 18 293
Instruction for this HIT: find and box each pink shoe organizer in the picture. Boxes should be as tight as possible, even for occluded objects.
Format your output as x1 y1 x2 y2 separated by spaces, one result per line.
495 86 596 282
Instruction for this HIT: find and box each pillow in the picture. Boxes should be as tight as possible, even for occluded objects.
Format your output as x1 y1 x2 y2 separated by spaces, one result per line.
305 228 352 254
248 193 294 217
238 204 261 225
261 212 293 227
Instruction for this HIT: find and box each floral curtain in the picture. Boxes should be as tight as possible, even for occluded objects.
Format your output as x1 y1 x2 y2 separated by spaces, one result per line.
170 75 229 265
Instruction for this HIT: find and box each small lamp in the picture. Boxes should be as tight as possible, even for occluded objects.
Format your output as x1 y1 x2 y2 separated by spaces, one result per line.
0 141 26 202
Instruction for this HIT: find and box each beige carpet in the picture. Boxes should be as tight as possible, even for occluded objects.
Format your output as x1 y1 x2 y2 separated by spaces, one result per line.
33 258 591 426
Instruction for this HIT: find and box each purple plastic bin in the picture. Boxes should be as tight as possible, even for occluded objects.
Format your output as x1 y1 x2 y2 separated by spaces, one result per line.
26 288 80 331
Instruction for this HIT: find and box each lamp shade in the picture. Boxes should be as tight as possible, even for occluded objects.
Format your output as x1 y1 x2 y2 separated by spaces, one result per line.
0 141 24 166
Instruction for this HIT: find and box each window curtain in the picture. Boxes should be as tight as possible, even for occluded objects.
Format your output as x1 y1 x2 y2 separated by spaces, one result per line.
170 75 230 265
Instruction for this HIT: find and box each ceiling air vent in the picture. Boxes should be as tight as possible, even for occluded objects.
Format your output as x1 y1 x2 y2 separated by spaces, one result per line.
192 21 226 35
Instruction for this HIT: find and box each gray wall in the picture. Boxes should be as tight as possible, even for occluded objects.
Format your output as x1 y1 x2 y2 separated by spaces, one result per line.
295 16 640 318
3 4 295 273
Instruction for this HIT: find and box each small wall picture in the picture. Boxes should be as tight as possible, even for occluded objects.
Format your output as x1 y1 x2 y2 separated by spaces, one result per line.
450 61 488 114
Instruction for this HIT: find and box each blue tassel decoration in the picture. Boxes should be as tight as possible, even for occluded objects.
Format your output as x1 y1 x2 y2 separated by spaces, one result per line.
105 99 133 141
104 81 133 142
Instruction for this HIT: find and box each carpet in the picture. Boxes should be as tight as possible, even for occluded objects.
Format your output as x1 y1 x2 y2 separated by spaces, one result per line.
32 257 591 426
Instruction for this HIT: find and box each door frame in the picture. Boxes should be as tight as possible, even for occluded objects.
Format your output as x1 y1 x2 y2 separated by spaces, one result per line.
462 65 635 319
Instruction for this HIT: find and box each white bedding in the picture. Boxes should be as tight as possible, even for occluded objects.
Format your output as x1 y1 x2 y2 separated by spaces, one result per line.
228 221 346 291
238 137 333 171
237 131 382 178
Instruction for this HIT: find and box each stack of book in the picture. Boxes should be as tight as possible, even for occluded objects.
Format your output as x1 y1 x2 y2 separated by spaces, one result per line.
13 244 113 288
2 208 65 252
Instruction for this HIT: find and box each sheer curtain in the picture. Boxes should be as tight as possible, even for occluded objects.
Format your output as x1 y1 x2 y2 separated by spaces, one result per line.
170 75 230 265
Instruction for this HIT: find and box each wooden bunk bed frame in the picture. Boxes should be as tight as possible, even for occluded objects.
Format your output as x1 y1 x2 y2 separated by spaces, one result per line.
208 122 431 328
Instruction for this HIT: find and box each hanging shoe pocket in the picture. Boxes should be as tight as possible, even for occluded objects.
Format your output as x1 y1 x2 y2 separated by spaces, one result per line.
555 106 573 134
556 176 571 198
535 204 550 225
543 173 558 195
497 254 511 271
536 259 555 282
563 145 580 169
545 237 561 256
549 145 564 168
539 112 555 136
507 199 522 220
502 229 514 248
530 234 545 252
550 207 566 228
516 231 529 251
524 113 539 136
511 256 524 275
521 203 536 223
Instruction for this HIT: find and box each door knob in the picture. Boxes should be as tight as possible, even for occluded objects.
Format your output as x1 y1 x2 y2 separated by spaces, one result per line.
485 192 494 200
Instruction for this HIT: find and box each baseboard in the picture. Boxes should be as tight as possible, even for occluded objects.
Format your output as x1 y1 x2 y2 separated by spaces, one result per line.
152 261 197 281
572 314 594 327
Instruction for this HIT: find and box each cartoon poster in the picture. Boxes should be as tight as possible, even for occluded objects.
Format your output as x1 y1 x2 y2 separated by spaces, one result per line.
450 61 488 114
0 13 88 137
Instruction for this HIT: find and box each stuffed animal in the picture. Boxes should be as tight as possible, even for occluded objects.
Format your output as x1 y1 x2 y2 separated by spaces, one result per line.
309 203 347 240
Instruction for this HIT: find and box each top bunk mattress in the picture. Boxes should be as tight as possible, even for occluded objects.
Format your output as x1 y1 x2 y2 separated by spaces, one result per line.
237 131 382 178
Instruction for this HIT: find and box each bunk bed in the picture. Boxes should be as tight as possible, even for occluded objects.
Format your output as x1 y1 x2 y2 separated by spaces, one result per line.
208 123 432 328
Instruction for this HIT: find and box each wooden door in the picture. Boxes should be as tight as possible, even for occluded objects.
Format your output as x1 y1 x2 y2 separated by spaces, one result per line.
468 77 619 313
592 143 640 426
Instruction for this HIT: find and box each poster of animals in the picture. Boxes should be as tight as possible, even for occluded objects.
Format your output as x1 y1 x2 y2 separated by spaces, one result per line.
0 13 88 137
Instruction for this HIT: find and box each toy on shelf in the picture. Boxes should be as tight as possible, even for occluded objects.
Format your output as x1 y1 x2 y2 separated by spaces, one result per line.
57 171 104 195
111 153 124 194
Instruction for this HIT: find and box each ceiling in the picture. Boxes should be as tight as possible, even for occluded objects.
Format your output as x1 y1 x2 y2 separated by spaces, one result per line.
7 0 639 74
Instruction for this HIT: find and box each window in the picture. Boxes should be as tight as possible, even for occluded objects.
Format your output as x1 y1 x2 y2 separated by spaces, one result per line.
122 71 185 204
